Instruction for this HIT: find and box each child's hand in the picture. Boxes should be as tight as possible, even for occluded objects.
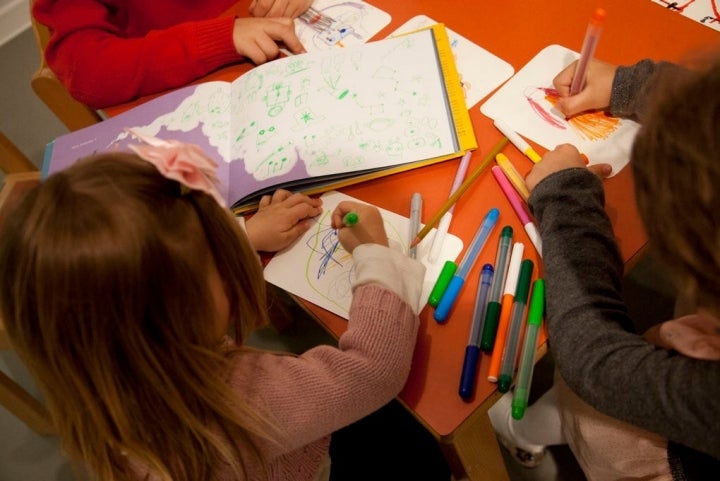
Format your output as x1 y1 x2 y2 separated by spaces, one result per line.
525 144 612 192
249 0 313 18
232 17 305 63
244 190 322 252
553 59 618 118
331 202 389 254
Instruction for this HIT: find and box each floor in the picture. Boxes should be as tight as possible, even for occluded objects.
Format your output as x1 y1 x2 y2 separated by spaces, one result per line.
0 28 677 481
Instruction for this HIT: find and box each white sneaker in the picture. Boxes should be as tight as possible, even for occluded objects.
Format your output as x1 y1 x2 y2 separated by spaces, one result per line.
488 391 546 468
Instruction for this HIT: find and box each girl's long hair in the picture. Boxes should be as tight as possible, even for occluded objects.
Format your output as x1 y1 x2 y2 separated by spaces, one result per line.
631 53 720 314
0 153 278 480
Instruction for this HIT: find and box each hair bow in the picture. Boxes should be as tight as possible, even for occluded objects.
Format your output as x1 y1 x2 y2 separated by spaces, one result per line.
126 129 226 208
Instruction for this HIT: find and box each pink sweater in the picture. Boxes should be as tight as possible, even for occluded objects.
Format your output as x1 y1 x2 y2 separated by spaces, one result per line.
226 284 420 480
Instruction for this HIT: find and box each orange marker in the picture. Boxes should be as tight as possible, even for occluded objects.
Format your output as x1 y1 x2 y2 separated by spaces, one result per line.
487 242 525 383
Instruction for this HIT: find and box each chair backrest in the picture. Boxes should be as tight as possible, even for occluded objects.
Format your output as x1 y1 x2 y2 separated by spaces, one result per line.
29 0 103 132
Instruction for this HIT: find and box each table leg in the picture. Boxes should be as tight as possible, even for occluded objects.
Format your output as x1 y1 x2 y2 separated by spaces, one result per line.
437 390 510 481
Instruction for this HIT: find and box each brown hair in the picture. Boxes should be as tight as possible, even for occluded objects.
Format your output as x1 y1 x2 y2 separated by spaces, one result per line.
0 153 277 480
631 54 720 314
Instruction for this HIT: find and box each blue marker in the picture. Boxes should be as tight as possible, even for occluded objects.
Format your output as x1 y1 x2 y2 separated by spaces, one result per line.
434 208 500 323
459 263 494 400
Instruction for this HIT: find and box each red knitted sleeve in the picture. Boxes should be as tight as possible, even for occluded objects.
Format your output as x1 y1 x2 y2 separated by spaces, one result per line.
33 0 244 109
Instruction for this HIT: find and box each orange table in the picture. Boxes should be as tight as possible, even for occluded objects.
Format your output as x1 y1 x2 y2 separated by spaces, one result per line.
106 1 718 479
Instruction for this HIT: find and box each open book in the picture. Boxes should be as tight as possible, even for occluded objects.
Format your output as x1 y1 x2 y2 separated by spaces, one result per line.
43 24 476 214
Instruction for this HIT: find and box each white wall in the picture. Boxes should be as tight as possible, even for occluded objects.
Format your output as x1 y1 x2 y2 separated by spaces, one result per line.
0 0 31 46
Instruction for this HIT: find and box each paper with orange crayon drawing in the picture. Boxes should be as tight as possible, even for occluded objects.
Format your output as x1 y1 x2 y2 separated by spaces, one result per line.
480 45 641 176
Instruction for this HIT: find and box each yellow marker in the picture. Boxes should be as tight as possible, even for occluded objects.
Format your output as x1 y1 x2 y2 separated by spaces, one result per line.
493 119 542 164
495 153 530 202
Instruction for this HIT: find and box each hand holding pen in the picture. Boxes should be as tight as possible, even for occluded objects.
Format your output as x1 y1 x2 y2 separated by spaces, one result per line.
331 202 388 253
553 58 617 118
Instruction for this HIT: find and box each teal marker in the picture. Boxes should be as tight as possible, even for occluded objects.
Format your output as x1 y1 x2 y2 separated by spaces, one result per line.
512 279 545 419
498 259 534 393
434 208 500 323
342 212 359 226
480 226 514 351
428 260 457 307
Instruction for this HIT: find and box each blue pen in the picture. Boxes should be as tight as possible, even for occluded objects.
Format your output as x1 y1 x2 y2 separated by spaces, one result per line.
459 263 494 400
434 208 500 323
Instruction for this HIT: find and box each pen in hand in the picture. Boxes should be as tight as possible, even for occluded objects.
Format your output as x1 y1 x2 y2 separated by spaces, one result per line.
342 212 359 227
569 7 606 96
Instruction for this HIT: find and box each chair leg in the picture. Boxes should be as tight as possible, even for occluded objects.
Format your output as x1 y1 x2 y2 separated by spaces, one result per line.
0 132 38 174
0 369 54 435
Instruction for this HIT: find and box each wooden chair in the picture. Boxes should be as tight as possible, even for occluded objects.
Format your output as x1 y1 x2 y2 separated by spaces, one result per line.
0 131 38 175
29 0 102 132
0 172 54 435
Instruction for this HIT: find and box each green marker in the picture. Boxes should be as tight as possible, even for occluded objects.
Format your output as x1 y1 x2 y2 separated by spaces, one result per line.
428 260 457 307
342 212 359 226
497 259 534 393
512 279 545 420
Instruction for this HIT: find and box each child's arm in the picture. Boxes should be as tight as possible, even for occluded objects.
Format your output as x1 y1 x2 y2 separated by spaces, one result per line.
553 58 689 120
527 166 720 460
33 0 303 109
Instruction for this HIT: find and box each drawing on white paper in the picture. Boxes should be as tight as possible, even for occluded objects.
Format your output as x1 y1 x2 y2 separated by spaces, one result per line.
264 191 464 319
299 206 407 313
522 86 622 142
480 44 640 175
651 0 720 32
295 0 391 50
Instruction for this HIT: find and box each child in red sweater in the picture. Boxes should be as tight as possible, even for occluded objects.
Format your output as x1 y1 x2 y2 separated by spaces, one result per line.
32 0 312 109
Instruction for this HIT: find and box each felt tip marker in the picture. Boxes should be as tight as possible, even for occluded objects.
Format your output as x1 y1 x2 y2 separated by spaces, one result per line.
492 166 543 257
428 260 457 307
487 241 525 382
428 151 472 263
570 8 606 96
498 259 535 393
493 119 542 164
342 212 359 226
512 278 545 420
434 208 500 323
408 193 422 259
459 263 494 400
495 153 530 202
479 226 513 351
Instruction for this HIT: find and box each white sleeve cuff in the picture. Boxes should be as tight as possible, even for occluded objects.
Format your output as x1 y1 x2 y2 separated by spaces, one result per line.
350 244 426 315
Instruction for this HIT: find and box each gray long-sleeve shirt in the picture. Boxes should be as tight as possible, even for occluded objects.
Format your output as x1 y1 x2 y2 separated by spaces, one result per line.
527 60 720 479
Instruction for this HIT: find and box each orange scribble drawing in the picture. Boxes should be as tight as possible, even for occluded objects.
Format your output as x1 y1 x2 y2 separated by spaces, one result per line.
526 87 620 141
